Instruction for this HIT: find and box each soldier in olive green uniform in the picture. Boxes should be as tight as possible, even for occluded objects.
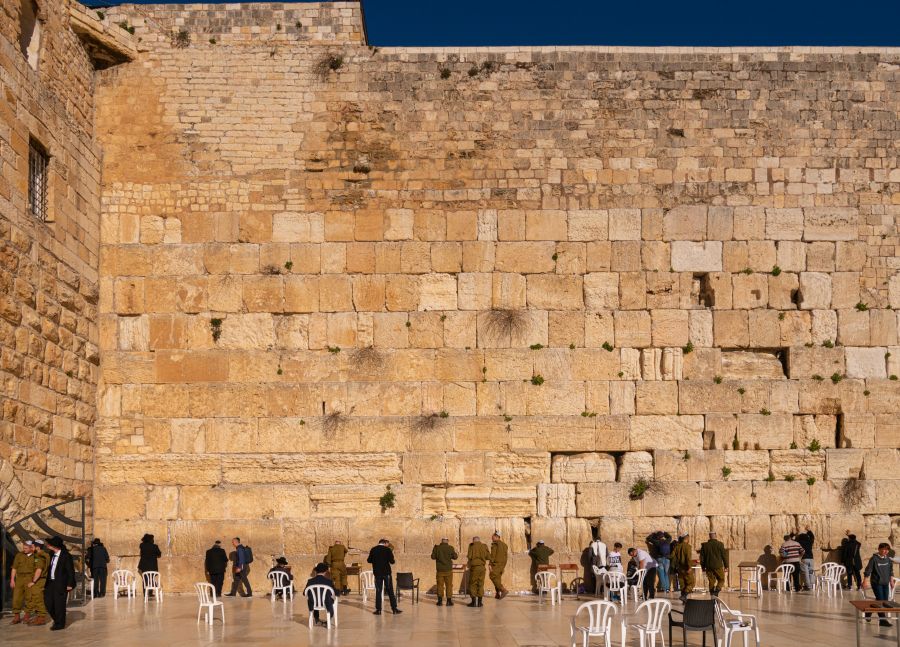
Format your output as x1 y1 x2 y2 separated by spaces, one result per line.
528 540 554 592
466 536 490 607
9 540 48 625
489 532 509 599
671 533 694 602
430 538 458 606
699 532 728 596
324 540 349 595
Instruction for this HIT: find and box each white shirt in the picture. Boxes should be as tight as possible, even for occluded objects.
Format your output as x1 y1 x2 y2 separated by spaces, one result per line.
50 551 59 580
590 541 608 567
634 549 657 569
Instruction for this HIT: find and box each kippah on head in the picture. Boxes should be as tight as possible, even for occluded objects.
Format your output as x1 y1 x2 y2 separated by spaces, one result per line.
23 540 34 546
537 540 544 544
315 562 329 573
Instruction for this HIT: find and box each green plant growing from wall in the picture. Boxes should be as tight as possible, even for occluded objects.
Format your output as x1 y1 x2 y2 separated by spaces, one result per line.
530 374 544 386
439 67 451 79
172 29 190 47
855 302 868 311
713 375 723 384
314 53 344 78
806 477 816 486
808 438 822 452
760 408 771 416
629 478 652 500
529 343 544 350
326 346 341 354
682 341 694 354
784 474 796 482
771 265 781 276
721 467 732 479
822 340 834 348
682 450 691 461
602 341 614 352
379 486 396 513
484 309 528 340
350 346 384 372
830 373 843 384
210 318 223 342
411 412 446 432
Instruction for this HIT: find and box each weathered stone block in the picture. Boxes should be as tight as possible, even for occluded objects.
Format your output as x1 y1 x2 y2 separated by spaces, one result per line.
671 241 722 271
630 415 704 450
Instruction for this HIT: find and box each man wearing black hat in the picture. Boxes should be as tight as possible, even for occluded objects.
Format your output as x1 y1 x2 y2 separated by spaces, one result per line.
204 540 229 597
366 539 401 615
268 557 294 600
304 563 335 627
86 538 110 598
44 537 75 631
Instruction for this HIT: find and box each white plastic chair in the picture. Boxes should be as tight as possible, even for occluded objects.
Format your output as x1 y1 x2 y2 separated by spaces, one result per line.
821 564 845 598
305 584 338 628
604 571 627 606
195 582 224 625
625 598 670 647
767 564 794 593
268 571 293 601
813 562 836 594
142 571 163 603
628 568 648 602
86 576 95 600
715 598 759 647
739 565 765 597
360 570 381 605
592 565 608 595
535 571 561 605
570 599 617 647
112 569 136 599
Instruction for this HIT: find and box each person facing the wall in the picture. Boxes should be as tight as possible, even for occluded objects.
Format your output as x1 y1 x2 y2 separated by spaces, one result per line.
489 532 509 600
430 537 458 606
367 538 401 615
87 538 109 599
204 540 229 597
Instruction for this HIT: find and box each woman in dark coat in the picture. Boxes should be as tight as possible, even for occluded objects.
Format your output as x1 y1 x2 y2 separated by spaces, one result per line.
137 533 162 574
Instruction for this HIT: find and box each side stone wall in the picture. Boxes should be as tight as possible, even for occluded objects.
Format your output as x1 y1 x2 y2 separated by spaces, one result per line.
93 2 900 592
0 0 101 526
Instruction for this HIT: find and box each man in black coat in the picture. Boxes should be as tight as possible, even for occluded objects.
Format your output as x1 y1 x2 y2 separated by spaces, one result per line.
87 538 110 598
44 536 76 631
304 563 335 626
366 539 401 615
204 540 229 596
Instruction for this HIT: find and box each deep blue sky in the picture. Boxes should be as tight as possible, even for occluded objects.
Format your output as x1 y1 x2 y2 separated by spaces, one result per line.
81 0 900 46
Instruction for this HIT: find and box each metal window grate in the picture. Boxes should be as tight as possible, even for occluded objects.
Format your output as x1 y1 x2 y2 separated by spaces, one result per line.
28 139 49 221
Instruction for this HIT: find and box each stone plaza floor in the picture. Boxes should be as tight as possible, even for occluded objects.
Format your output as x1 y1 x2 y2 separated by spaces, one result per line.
3 588 896 646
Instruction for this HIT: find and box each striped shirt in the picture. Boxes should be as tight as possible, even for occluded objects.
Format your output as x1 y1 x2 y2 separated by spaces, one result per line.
779 540 804 563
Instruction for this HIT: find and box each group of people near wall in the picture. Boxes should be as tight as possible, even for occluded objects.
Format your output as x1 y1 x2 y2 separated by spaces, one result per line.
12 527 897 631
8 536 76 631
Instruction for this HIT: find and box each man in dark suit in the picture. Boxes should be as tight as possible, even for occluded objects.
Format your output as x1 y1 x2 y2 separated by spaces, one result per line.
204 540 229 596
44 536 76 631
366 538 402 615
304 562 335 627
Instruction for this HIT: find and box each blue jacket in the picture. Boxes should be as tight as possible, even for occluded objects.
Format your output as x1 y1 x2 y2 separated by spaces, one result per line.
236 545 249 568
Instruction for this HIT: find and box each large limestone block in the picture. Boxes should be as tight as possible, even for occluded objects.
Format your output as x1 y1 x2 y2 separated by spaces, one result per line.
94 485 146 520
551 452 617 483
527 275 583 310
630 415 704 450
633 381 677 418
679 382 740 414
709 516 748 550
863 449 900 480
731 273 768 309
825 449 865 480
650 309 689 347
96 455 220 486
642 482 700 516
722 451 770 480
765 208 804 240
721 351 784 380
670 241 722 271
576 483 642 517
486 452 550 484
426 486 537 518
655 449 724 481
735 414 793 450
799 272 832 309
713 310 748 347
608 209 641 241
845 347 887 378
524 381 585 416
803 207 859 241
799 379 867 415
699 482 753 515
840 413 875 448
617 451 654 482
875 479 900 514
221 454 401 484
597 517 634 546
874 414 900 449
508 416 598 452
402 452 447 484
309 484 420 518
792 415 837 450
583 273 619 310
787 346 845 379
537 483 576 517
770 449 825 479
402 518 462 554
751 481 810 514
663 206 708 241
641 348 684 381
418 274 458 311
838 309 870 346
614 311 651 348
568 210 609 241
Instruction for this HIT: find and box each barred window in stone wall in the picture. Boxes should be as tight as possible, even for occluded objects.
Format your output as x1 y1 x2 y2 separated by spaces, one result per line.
28 138 49 221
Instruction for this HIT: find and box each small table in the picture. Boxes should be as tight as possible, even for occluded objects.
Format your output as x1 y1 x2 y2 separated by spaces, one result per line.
849 599 900 647
559 562 580 594
346 564 360 595
452 564 466 598
738 562 763 597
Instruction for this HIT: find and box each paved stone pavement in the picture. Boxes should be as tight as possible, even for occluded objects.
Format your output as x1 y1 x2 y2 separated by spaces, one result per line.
2 588 896 646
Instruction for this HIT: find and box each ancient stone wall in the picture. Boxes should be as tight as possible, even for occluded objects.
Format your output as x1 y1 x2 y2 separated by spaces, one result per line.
0 0 102 526
92 2 900 592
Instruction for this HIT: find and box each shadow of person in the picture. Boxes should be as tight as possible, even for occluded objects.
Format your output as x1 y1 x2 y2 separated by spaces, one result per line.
66 610 87 625
757 545 778 573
